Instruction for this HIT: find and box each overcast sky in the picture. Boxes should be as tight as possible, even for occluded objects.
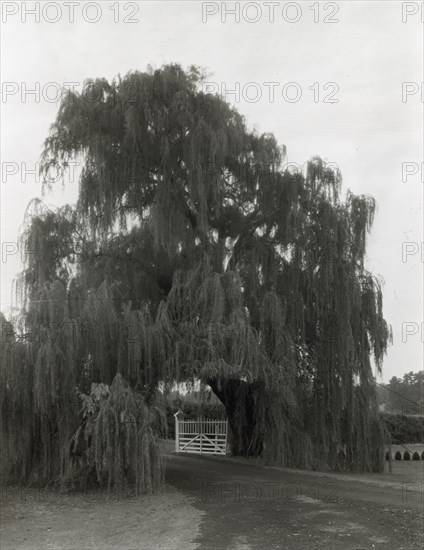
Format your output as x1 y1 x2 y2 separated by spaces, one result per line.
1 1 423 382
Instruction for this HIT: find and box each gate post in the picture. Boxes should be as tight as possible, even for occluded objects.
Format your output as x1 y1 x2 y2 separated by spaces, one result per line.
225 420 229 455
174 410 183 452
199 415 203 454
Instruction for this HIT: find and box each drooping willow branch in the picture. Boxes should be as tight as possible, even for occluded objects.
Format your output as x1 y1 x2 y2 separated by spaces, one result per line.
0 65 391 489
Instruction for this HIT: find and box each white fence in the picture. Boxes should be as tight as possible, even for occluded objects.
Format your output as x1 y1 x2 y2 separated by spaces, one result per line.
175 414 228 455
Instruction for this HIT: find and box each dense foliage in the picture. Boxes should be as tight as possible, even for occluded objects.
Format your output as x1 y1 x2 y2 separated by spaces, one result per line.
0 64 392 489
382 413 424 444
377 371 424 414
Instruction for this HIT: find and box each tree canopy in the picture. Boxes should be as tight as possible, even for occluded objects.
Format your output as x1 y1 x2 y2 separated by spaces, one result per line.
0 64 392 491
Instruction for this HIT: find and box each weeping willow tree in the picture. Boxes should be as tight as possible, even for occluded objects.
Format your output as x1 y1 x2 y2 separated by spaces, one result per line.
0 64 392 488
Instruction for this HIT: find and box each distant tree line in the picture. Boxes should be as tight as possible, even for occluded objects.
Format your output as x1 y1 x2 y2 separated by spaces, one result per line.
377 370 424 415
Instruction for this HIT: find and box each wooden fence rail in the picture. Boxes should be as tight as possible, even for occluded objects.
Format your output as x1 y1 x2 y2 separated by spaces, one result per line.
174 413 228 455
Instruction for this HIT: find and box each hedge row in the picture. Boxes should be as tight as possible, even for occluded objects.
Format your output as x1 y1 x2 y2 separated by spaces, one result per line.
386 450 424 460
381 413 424 444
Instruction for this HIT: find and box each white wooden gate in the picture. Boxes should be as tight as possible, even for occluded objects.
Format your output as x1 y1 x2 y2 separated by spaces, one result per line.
174 413 228 455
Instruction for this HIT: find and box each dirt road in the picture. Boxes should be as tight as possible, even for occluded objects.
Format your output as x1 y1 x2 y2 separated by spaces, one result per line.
165 453 424 550
1 452 422 549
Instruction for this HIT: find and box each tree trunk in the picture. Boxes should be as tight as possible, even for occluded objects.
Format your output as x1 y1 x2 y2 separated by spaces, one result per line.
207 378 263 457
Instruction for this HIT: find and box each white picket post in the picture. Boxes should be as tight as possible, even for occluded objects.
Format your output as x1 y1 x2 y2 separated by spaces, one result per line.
174 410 181 452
